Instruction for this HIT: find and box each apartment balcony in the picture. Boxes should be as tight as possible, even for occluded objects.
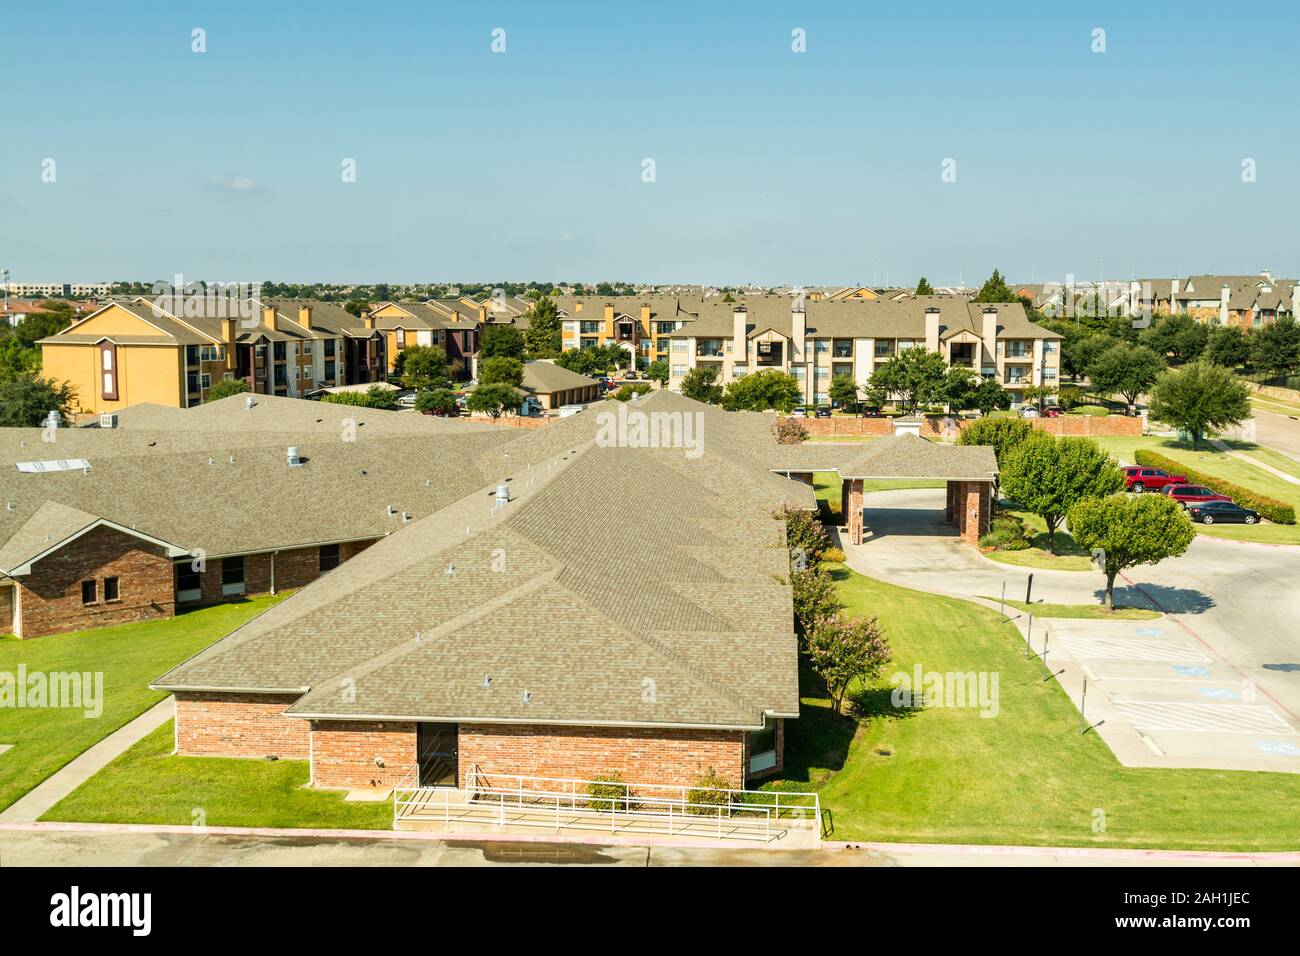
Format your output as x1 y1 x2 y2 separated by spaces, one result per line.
695 350 724 360
1002 352 1033 363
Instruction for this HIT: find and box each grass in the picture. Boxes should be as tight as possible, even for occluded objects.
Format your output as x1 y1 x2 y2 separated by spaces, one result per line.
41 721 392 829
0 595 285 812
990 598 1161 621
765 566 1300 850
981 509 1093 571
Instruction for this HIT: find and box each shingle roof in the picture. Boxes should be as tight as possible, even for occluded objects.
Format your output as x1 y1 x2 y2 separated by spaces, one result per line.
522 360 598 395
838 433 997 480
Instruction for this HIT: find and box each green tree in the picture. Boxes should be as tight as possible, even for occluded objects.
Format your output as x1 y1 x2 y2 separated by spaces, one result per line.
915 276 935 295
828 373 860 408
1249 316 1300 377
415 388 459 416
999 432 1125 553
556 348 598 376
868 348 948 413
1203 325 1250 368
1056 384 1085 411
972 268 1019 303
396 344 448 391
524 296 562 357
646 359 669 388
1140 313 1208 364
479 356 524 388
1069 494 1196 610
957 415 1033 467
679 366 723 404
0 374 76 427
970 376 1012 414
941 365 979 410
1147 361 1251 449
465 382 521 419
1060 330 1117 382
1089 343 1166 414
480 324 526 360
722 369 803 413
207 377 251 401
805 613 891 716
791 567 842 639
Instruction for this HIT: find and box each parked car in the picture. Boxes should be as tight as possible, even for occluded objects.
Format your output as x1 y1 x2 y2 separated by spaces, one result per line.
1040 407 1062 418
814 405 832 418
790 405 809 418
1123 466 1188 493
1163 484 1233 509
1019 407 1039 418
1187 500 1260 525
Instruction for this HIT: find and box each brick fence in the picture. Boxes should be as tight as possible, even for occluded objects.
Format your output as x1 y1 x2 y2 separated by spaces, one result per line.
788 414 1143 439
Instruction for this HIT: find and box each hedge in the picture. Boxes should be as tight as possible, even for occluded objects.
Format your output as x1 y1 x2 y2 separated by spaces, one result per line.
1133 449 1296 524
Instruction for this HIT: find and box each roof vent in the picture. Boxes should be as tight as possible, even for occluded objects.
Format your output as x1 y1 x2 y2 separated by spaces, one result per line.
99 413 118 429
401 512 411 523
521 690 531 704
287 446 303 467
387 505 397 516
483 676 492 689
495 483 512 503
43 410 60 429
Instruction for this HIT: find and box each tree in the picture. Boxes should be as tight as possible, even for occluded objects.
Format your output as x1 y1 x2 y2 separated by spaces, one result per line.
207 377 251 401
465 382 521 419
0 374 76 427
972 268 1019 303
776 503 832 565
415 388 458 416
524 296 562 357
791 567 841 638
805 614 891 716
1089 343 1166 414
646 359 669 388
396 344 448 391
480 324 526 360
1021 384 1056 412
479 356 524 388
1203 325 1250 368
679 367 723 404
1140 313 1208 364
1061 331 1117 382
869 348 948 413
1250 316 1300 377
1056 384 1085 411
999 432 1125 553
722 369 803 413
915 276 935 295
957 416 1032 467
940 365 979 411
828 373 860 408
1147 361 1251 449
1069 494 1196 610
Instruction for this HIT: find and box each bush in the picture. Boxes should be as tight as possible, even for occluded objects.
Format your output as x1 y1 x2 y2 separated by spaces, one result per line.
586 775 630 812
821 546 845 564
1068 404 1111 416
685 768 734 815
614 383 651 402
979 528 1030 551
319 385 398 409
775 417 808 444
1133 449 1296 524
415 388 458 416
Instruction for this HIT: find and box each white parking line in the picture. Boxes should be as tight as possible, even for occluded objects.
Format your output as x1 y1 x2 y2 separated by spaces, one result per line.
1115 701 1297 735
1058 635 1211 663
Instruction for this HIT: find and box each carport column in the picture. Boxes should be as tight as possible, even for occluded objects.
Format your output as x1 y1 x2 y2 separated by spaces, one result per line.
961 481 990 546
847 479 865 545
945 480 956 523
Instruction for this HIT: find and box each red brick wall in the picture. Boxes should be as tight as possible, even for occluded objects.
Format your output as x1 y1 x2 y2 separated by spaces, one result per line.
787 416 893 437
950 480 991 545
15 526 175 638
784 414 1141 440
459 723 747 792
179 538 381 607
309 720 418 789
174 691 309 759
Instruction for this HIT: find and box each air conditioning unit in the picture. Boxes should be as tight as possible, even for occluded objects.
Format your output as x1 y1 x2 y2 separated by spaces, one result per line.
99 413 118 429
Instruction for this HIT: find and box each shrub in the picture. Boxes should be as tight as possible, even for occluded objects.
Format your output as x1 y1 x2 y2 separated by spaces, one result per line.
774 504 831 565
979 527 1029 551
821 546 845 564
586 775 630 812
415 388 458 416
614 382 651 402
1133 449 1295 524
775 417 809 444
686 768 734 815
1068 404 1111 416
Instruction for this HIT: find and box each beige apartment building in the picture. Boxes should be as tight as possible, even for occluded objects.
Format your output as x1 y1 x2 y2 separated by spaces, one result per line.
662 295 1061 406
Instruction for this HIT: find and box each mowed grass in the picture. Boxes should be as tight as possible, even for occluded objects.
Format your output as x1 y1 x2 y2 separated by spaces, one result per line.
991 598 1161 621
766 567 1300 850
42 721 392 829
0 595 284 811
981 509 1093 571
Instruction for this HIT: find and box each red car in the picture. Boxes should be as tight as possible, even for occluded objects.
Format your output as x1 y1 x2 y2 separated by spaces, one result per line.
1041 407 1062 418
1163 483 1232 509
1122 466 1188 493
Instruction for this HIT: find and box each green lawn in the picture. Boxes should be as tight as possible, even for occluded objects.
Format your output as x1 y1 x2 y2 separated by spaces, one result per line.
982 510 1093 571
767 567 1300 850
0 595 285 812
991 598 1161 621
42 721 392 829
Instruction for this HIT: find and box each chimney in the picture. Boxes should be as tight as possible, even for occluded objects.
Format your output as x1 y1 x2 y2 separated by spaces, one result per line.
261 305 277 330
298 305 313 330
790 300 806 362
223 317 237 370
1291 283 1300 318
981 308 999 366
604 304 615 339
732 306 748 364
363 309 376 330
924 307 942 353
1220 283 1230 325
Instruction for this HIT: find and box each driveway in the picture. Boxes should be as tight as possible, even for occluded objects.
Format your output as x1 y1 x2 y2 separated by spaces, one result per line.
846 488 1300 773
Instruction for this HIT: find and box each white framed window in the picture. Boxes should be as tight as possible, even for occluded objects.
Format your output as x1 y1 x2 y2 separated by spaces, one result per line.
200 373 211 389
672 365 687 376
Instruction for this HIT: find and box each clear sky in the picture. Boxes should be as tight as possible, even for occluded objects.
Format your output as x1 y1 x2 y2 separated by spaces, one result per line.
2 0 1296 286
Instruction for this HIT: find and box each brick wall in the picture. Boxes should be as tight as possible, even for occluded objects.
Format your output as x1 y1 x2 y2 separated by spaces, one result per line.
789 416 894 437
174 691 309 759
180 538 381 608
310 720 418 789
15 525 175 638
785 414 1142 440
459 723 747 791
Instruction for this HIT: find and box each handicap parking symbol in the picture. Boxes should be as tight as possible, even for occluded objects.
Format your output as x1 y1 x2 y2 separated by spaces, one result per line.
1199 687 1236 700
1257 741 1300 757
1172 664 1210 677
1136 627 1164 637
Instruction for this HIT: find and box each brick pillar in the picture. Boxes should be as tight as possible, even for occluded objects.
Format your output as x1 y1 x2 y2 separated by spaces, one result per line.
945 480 955 522
847 479 865 545
961 481 989 545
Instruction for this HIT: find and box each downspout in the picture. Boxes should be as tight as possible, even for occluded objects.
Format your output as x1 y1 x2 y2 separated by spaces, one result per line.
270 551 277 595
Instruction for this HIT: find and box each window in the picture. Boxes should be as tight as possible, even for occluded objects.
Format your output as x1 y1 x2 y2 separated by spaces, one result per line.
814 340 829 353
302 343 313 356
200 373 212 389
176 562 201 602
103 576 120 602
273 342 287 361
187 372 200 393
319 544 340 573
748 726 777 774
324 360 336 380
200 344 221 362
671 365 687 376
81 580 97 605
396 329 406 348
185 345 201 366
221 556 245 596
671 340 686 352
100 342 118 400
324 339 336 357
1043 340 1058 353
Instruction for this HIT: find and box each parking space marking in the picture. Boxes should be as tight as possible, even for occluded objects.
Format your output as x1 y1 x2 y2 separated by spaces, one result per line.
1115 701 1297 735
1058 635 1211 663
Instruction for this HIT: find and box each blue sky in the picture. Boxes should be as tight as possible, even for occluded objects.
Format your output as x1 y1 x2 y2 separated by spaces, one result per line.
2 0 1296 286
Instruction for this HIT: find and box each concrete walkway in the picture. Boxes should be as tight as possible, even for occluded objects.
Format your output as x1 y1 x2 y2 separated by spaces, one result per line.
0 697 174 824
1210 437 1300 485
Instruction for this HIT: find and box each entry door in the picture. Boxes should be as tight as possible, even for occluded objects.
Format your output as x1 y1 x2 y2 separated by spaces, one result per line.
417 723 459 787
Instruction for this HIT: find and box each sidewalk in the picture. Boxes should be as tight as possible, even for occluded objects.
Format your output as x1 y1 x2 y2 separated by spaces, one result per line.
0 697 174 824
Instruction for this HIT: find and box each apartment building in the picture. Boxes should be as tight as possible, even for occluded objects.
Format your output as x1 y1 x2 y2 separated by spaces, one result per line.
553 295 701 370
368 300 484 380
39 297 387 414
663 296 1062 406
1123 271 1296 328
2 281 111 297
